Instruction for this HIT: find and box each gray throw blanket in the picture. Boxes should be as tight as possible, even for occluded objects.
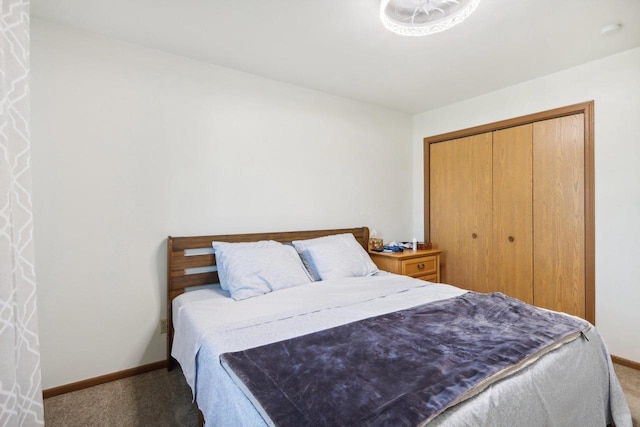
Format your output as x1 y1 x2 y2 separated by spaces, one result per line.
220 292 589 426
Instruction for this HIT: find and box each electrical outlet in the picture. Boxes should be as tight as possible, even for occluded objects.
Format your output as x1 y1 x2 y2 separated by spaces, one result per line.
160 319 168 334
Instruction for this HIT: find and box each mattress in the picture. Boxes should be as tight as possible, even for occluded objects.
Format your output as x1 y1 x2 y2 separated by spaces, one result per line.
171 274 632 426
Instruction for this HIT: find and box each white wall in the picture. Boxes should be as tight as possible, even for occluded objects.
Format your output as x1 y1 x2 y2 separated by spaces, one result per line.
412 47 640 363
31 20 413 389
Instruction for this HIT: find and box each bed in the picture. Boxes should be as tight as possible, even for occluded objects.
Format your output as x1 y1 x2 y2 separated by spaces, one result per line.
167 227 631 426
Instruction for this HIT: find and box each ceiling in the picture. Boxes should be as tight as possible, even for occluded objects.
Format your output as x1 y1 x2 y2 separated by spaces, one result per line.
31 0 640 114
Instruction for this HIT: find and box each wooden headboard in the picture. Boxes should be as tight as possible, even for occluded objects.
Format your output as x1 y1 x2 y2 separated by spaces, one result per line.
166 226 370 367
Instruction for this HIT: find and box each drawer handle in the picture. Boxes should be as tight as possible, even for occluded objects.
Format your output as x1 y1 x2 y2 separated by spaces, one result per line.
472 233 478 239
508 236 515 242
417 263 425 269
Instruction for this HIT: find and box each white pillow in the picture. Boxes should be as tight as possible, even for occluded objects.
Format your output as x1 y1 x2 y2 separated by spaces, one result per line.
212 242 312 301
292 233 378 281
212 240 281 290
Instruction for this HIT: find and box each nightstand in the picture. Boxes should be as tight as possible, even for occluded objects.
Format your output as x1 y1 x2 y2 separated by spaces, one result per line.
369 249 441 282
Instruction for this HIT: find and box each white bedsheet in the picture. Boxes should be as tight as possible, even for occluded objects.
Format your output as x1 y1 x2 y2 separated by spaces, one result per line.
172 274 632 426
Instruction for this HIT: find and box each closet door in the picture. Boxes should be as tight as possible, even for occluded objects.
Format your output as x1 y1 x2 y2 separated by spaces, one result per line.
430 133 492 292
533 114 585 317
492 125 533 304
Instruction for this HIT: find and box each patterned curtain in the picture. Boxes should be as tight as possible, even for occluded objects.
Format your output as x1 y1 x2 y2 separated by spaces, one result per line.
0 0 44 425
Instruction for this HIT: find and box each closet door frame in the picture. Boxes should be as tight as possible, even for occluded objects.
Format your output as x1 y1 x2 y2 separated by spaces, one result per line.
423 101 595 324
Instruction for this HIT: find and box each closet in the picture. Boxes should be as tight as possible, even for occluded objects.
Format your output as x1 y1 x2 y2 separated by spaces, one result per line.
424 103 594 322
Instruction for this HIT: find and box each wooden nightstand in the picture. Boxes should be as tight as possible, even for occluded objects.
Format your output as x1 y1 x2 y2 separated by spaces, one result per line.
369 249 441 282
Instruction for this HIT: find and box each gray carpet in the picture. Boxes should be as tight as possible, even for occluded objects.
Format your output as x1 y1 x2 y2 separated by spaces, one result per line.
44 363 639 426
615 363 640 427
44 367 199 427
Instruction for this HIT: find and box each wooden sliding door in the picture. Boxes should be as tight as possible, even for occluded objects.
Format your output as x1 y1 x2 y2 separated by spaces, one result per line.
492 124 533 304
533 114 586 317
430 132 492 293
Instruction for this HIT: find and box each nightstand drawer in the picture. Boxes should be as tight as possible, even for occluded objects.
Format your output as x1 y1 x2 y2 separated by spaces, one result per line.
416 273 438 282
402 257 437 277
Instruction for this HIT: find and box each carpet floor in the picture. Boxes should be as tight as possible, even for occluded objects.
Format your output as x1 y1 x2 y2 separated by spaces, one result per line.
44 363 639 426
615 363 640 427
44 367 199 427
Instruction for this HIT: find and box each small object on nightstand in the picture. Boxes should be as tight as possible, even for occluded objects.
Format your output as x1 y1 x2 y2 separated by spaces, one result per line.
369 238 384 251
417 242 432 250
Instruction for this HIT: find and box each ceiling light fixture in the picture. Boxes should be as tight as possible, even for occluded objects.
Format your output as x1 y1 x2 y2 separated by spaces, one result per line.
380 0 481 37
